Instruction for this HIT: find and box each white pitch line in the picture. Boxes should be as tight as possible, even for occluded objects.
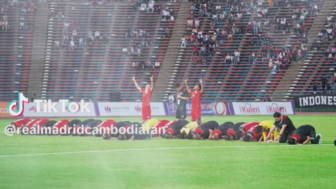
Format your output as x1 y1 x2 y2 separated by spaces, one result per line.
0 144 333 158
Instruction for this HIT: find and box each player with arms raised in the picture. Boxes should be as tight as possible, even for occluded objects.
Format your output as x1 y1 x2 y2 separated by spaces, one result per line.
184 78 204 124
132 75 154 121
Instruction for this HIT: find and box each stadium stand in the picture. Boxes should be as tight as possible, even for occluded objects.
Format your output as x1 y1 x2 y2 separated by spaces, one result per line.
164 0 324 102
42 1 181 102
273 0 336 100
290 3 336 95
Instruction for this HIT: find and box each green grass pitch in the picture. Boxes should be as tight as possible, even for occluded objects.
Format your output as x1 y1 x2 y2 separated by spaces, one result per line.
0 115 336 189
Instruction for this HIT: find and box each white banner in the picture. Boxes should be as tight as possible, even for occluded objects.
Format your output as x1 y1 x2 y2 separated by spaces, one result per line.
23 102 96 117
97 102 166 116
231 102 295 115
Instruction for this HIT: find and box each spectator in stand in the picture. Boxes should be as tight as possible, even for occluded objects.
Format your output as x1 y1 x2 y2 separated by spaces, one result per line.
312 81 317 95
181 35 187 48
248 53 256 64
301 44 308 60
263 92 272 102
233 50 240 65
311 40 319 52
327 79 332 94
94 31 100 40
321 74 328 93
280 57 289 69
225 54 232 64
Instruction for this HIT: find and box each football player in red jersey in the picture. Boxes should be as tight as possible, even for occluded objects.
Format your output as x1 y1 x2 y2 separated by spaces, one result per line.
132 75 154 121
242 125 263 142
184 78 204 124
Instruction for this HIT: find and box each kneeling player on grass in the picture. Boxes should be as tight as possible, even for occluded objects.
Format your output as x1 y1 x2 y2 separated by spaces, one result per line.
164 120 188 139
180 121 199 139
267 112 296 143
142 118 160 134
258 120 278 142
224 122 246 140
160 120 177 138
175 83 190 120
118 122 152 140
210 122 234 140
193 121 219 140
242 125 263 142
287 125 321 145
237 122 260 140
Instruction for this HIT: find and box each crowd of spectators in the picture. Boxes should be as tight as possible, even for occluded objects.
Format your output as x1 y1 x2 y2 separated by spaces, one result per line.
180 0 318 69
0 4 9 31
320 16 336 62
132 59 161 70
311 14 336 95
182 0 248 65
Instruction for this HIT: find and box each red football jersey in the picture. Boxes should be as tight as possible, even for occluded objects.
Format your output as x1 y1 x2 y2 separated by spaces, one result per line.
141 88 153 106
240 122 259 133
191 90 202 109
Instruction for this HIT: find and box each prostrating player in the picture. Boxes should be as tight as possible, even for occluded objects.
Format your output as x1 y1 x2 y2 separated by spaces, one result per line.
160 120 177 138
72 119 94 136
164 120 189 139
101 120 118 140
237 122 260 140
32 119 50 135
210 122 234 140
287 125 321 145
242 125 263 142
193 121 219 140
63 119 81 136
141 118 160 133
116 122 133 140
132 75 154 121
225 122 246 140
267 112 296 143
95 119 117 137
52 119 69 135
152 119 170 137
118 122 154 140
11 118 31 129
180 121 199 139
82 120 102 136
258 120 278 142
42 120 57 135
185 78 204 124
175 82 190 120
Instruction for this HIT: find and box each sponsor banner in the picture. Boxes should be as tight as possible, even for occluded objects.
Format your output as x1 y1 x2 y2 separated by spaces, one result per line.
231 102 295 115
164 102 230 116
97 102 166 116
22 102 96 117
294 95 336 108
0 102 16 118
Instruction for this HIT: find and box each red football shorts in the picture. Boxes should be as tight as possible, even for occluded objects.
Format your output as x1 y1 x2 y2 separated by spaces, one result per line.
142 105 152 121
191 108 201 122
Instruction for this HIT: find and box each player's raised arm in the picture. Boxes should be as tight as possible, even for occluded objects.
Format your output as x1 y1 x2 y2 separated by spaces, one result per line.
132 76 142 92
184 78 191 93
199 78 204 93
150 75 154 91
